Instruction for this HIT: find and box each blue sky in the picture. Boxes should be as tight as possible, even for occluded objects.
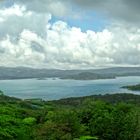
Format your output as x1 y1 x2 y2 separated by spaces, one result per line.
51 12 109 32
1 0 14 7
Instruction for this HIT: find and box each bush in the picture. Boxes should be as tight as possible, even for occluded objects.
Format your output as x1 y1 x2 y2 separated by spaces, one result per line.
23 117 36 125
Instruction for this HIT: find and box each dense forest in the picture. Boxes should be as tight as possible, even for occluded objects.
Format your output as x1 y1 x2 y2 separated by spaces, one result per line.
0 91 140 140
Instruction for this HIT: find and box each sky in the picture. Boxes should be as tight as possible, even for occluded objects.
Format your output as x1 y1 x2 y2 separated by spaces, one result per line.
0 0 140 69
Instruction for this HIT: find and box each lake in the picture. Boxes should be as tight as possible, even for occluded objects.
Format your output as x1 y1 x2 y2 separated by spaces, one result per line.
0 76 140 100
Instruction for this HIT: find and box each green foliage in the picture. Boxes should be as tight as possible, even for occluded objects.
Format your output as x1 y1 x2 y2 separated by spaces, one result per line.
23 117 36 125
35 110 85 140
0 93 140 140
79 136 98 140
79 100 139 140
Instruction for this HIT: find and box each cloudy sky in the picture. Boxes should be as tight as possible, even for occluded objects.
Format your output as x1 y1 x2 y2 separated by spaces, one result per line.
0 0 140 69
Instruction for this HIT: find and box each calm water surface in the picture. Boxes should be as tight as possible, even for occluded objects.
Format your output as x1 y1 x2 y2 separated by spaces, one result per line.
0 76 140 100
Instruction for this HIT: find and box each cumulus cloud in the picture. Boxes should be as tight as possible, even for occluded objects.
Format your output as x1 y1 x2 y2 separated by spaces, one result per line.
15 0 70 17
0 1 140 69
0 4 51 38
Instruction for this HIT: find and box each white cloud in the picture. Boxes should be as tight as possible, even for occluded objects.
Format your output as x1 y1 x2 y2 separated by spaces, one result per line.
0 4 51 38
15 0 69 17
0 4 26 17
0 4 140 69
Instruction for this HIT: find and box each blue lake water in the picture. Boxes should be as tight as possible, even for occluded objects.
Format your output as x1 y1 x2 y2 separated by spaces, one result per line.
0 76 140 100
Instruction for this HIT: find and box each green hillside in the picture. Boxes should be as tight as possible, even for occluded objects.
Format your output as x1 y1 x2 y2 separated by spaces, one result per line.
0 93 140 140
122 84 140 91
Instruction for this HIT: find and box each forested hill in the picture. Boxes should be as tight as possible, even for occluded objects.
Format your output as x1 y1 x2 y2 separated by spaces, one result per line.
51 93 140 106
0 93 140 140
0 66 140 80
122 84 140 91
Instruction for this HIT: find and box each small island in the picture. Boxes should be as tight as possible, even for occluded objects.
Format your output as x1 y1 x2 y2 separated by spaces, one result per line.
37 77 47 80
122 84 140 91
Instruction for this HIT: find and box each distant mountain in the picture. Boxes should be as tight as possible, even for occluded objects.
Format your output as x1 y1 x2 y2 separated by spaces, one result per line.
90 67 140 75
61 72 115 80
0 66 139 80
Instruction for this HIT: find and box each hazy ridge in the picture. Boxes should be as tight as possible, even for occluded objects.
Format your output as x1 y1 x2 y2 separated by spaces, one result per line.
0 66 140 80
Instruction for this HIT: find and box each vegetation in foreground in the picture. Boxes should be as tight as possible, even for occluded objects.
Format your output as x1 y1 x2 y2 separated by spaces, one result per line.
0 92 140 140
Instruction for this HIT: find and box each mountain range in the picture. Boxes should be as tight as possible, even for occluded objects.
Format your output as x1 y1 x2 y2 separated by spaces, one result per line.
0 66 139 80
